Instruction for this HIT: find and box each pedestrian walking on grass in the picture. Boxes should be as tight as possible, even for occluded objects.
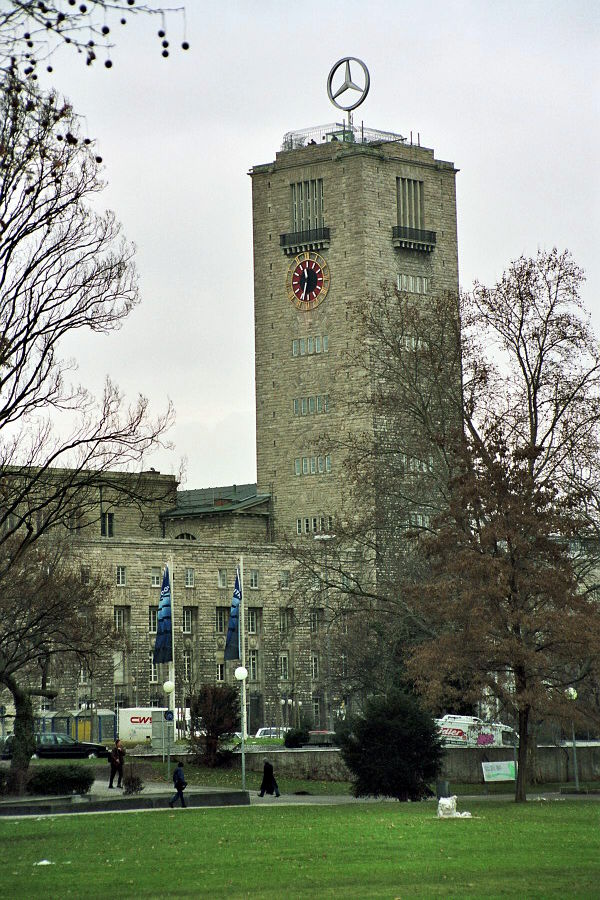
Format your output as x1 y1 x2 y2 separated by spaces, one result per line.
169 761 187 808
258 758 280 797
108 739 125 789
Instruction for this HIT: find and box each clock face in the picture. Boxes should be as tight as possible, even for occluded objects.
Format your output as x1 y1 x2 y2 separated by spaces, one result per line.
286 251 330 311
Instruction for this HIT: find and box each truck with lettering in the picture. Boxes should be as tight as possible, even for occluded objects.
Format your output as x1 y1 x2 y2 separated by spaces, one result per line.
435 715 515 748
117 707 167 743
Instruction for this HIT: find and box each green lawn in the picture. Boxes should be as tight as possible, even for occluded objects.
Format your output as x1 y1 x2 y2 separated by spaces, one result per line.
1 801 598 898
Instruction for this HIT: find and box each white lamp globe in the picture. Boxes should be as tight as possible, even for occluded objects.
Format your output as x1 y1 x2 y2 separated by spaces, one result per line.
163 679 175 694
234 666 248 682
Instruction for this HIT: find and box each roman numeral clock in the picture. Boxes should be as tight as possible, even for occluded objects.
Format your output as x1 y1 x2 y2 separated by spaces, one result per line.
286 251 330 311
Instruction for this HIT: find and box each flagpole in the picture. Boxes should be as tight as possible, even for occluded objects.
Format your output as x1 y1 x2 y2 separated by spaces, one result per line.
239 555 247 739
169 557 176 728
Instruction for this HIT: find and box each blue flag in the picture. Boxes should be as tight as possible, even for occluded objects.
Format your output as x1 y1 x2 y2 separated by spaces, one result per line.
153 565 173 664
224 569 241 661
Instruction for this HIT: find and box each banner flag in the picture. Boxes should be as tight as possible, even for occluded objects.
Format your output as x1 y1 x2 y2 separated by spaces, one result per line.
153 565 173 664
224 568 241 661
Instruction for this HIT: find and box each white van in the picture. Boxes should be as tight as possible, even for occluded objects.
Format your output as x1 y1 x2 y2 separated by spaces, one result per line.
435 715 515 748
255 726 290 738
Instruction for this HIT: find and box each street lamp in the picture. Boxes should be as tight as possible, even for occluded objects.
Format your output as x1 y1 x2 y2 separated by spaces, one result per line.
163 679 175 779
235 666 248 791
566 687 579 791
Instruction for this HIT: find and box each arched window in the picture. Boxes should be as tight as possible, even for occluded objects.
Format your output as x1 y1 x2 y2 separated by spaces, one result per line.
175 532 196 541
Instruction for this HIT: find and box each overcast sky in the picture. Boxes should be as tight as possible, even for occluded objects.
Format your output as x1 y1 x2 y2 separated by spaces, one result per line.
43 0 599 489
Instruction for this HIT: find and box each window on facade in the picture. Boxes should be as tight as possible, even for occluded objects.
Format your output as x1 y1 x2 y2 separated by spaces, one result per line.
323 335 328 352
81 565 90 585
183 649 193 682
315 334 322 353
325 455 332 473
294 459 301 476
310 608 323 634
248 649 258 681
215 607 228 633
249 568 259 589
218 569 227 589
216 663 225 682
293 398 299 415
299 338 306 355
148 606 158 634
308 397 315 414
292 339 299 357
149 654 158 683
307 336 314 354
398 272 429 294
279 651 290 681
100 511 114 537
247 608 258 634
279 607 293 634
182 607 193 634
291 178 324 232
116 565 126 587
318 456 324 474
341 653 348 678
296 518 302 534
302 457 309 475
312 697 321 726
114 606 128 632
151 566 161 588
175 532 196 541
185 567 195 588
312 516 318 533
280 570 290 589
397 177 425 230
304 517 310 534
301 397 308 415
78 665 88 686
311 655 319 679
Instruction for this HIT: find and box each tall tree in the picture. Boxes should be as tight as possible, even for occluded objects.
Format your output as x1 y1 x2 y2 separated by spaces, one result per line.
0 72 174 577
405 249 600 801
0 535 116 793
286 251 600 802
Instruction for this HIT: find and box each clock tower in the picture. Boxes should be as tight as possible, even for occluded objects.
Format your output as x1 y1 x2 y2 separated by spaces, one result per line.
250 61 459 541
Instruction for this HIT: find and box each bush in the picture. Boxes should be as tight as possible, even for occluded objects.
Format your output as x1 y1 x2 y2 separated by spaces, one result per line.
0 769 8 796
27 764 95 796
285 728 309 748
338 689 443 802
123 760 144 795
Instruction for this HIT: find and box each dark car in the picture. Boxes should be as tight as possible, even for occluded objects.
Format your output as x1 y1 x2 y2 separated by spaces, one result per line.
1 732 109 760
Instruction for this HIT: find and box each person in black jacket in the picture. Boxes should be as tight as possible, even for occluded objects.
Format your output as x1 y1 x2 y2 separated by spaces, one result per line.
258 758 280 797
169 761 187 808
108 739 125 789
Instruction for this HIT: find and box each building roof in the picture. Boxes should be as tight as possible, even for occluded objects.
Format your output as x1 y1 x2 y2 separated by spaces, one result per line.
160 483 271 520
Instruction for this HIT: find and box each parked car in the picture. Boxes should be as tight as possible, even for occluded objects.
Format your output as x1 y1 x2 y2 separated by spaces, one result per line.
0 732 109 760
255 726 290 739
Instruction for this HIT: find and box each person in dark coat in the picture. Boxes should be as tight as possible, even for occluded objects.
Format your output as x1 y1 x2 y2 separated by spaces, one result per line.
169 761 187 808
258 758 280 797
108 738 125 789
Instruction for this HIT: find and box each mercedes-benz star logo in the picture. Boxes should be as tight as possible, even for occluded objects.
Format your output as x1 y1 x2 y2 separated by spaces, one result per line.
327 57 370 112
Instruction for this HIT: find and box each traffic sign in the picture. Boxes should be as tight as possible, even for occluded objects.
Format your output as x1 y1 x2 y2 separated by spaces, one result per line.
164 710 174 722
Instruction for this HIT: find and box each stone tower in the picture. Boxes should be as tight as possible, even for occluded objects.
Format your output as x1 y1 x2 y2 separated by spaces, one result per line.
251 113 459 543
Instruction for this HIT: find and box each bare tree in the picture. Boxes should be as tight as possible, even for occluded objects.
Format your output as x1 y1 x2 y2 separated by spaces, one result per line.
0 72 175 577
286 251 600 802
0 535 117 792
0 1 189 74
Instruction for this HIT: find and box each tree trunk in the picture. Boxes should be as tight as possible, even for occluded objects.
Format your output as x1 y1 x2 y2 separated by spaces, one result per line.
4 675 36 795
515 705 529 802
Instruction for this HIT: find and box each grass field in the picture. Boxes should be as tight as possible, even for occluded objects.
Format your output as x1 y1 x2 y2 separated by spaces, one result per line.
1 800 598 898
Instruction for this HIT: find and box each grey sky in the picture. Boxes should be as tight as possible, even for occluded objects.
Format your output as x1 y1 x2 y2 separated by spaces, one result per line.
43 0 599 488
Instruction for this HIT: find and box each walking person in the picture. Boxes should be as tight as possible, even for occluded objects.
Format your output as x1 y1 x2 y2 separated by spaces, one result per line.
169 761 187 808
108 738 125 789
258 757 280 797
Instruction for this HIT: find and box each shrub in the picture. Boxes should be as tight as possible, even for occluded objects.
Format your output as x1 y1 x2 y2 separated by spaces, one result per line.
123 760 144 795
285 728 309 748
27 764 95 796
188 684 239 767
0 769 8 796
338 689 443 801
